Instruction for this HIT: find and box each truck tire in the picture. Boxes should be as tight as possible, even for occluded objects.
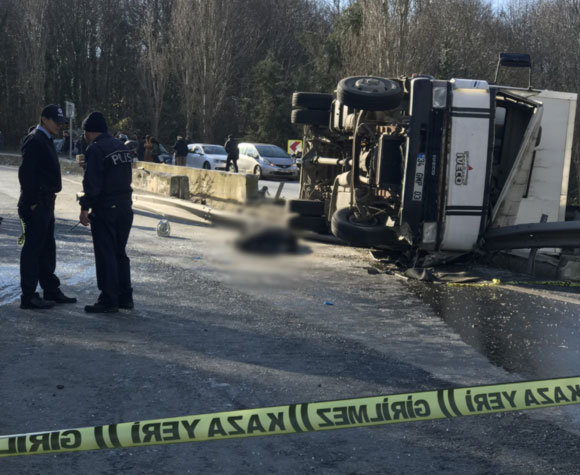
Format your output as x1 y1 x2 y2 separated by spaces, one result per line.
331 207 395 247
287 199 325 216
288 215 328 234
291 109 330 126
337 76 402 111
292 92 334 110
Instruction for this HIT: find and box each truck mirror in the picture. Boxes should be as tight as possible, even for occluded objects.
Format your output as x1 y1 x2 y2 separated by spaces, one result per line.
499 53 531 68
494 52 533 89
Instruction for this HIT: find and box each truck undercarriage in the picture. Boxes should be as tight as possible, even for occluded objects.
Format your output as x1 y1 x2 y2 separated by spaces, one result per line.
290 55 577 258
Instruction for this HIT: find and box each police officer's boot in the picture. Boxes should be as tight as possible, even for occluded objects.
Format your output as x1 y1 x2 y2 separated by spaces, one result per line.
118 291 134 310
44 289 77 304
119 297 134 310
21 293 54 309
85 294 118 313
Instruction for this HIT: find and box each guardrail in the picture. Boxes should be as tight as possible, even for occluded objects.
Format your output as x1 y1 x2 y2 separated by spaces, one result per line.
484 221 580 250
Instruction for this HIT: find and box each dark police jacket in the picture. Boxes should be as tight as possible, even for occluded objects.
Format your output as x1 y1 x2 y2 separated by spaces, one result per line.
18 128 62 209
79 133 133 211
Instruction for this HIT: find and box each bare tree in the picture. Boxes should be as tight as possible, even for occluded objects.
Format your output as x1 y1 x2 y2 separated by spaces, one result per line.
139 0 174 137
12 0 50 122
334 0 498 79
172 0 242 141
1 0 578 160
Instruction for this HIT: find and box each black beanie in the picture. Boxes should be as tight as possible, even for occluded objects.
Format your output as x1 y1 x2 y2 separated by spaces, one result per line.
82 111 108 133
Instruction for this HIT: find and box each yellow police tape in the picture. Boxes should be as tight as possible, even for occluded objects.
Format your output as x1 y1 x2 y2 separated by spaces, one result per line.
447 279 580 288
1 376 579 457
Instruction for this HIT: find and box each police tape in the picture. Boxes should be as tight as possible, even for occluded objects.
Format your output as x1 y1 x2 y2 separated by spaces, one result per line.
447 279 580 288
446 279 502 287
1 376 579 457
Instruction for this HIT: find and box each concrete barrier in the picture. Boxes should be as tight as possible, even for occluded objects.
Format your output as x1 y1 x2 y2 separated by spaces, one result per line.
1 155 256 205
133 162 258 205
0 154 20 167
0 154 84 175
133 167 189 199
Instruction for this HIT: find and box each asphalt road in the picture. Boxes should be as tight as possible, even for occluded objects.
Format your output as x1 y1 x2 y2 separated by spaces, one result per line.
0 165 579 473
259 178 299 200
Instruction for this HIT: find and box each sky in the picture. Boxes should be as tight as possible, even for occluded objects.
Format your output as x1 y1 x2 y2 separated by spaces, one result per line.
489 0 509 10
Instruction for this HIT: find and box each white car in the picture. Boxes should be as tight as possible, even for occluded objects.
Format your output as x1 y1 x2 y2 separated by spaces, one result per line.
186 143 228 170
237 143 299 179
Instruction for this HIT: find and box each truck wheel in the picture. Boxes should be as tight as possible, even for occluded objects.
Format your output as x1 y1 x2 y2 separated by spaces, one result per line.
331 207 395 247
288 215 328 234
287 199 325 216
292 92 334 110
291 109 330 126
337 76 402 111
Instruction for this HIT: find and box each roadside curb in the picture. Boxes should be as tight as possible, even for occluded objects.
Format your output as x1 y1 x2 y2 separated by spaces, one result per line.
133 193 247 229
132 193 346 245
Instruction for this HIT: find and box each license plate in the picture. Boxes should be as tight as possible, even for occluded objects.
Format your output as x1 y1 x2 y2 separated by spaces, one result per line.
412 153 426 201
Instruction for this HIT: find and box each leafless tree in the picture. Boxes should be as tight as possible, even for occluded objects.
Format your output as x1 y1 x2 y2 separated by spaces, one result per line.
139 0 174 137
172 0 242 141
0 0 578 184
11 0 50 123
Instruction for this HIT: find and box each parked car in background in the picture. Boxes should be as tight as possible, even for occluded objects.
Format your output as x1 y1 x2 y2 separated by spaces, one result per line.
157 143 173 164
237 143 299 179
124 139 170 163
186 143 228 170
292 151 303 169
54 137 78 156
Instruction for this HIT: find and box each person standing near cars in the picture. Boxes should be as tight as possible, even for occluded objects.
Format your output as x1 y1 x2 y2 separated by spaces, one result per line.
151 137 161 163
136 135 145 161
79 112 134 313
173 135 188 166
224 134 238 172
144 135 153 162
18 104 77 309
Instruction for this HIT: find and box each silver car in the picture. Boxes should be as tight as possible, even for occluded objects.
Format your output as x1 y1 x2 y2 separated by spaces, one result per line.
237 143 299 179
186 143 228 170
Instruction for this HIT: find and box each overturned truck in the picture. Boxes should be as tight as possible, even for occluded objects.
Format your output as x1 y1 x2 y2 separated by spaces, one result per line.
290 54 577 258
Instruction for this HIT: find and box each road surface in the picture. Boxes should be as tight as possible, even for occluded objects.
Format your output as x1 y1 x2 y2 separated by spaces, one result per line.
259 178 299 200
0 165 579 473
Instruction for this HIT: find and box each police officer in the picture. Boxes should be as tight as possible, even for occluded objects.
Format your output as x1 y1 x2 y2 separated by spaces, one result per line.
18 104 77 309
79 112 134 313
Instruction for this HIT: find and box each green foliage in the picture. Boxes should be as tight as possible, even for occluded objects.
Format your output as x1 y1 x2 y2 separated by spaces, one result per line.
245 52 293 147
110 117 135 136
294 31 341 93
334 2 364 37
